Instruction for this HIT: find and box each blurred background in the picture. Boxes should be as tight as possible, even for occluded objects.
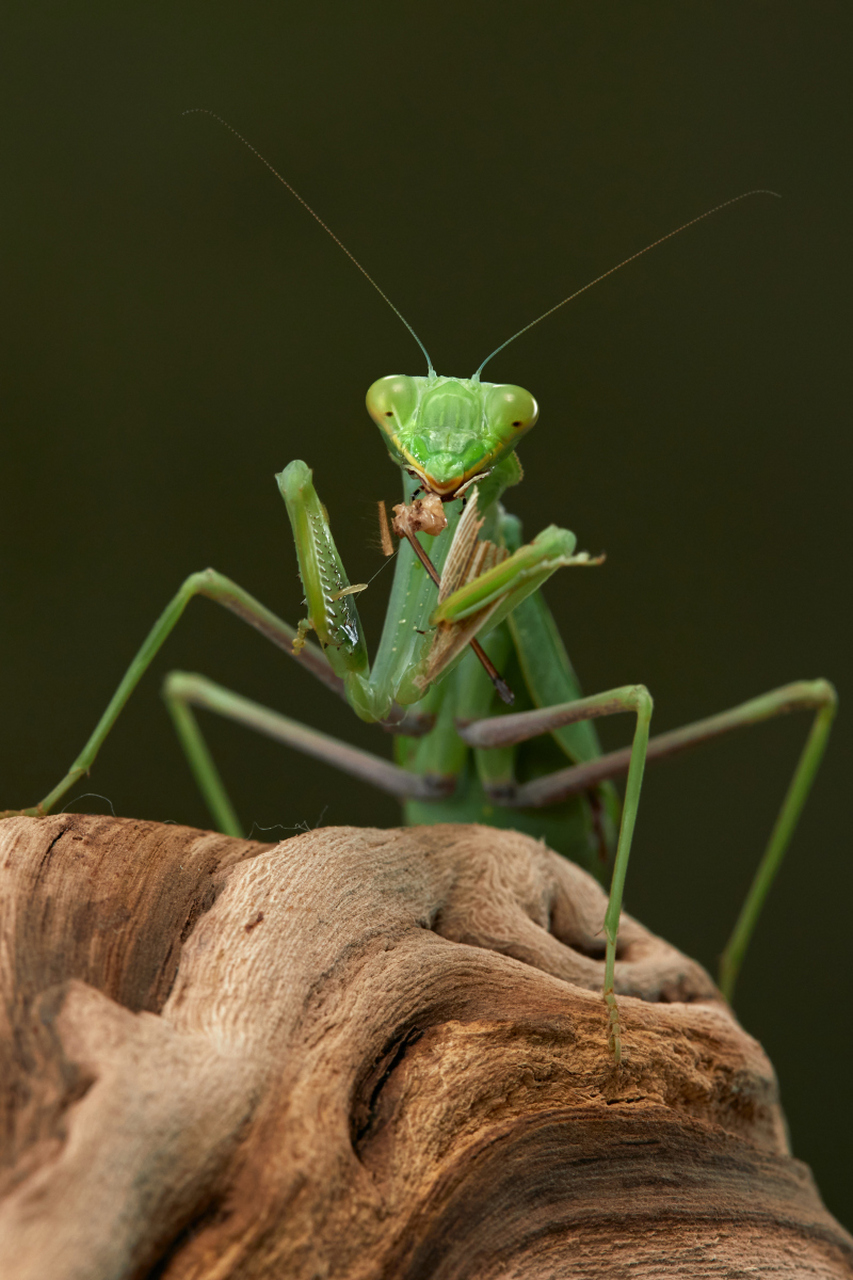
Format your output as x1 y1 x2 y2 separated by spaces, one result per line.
2 1 850 1226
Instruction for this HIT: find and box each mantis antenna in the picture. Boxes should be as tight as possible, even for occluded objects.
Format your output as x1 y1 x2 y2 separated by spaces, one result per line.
183 109 435 376
473 189 781 379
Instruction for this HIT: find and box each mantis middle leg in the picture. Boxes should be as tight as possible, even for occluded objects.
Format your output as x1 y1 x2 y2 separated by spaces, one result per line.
7 567 420 822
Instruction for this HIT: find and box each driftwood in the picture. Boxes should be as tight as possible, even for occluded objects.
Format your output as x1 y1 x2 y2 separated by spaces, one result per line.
0 813 850 1278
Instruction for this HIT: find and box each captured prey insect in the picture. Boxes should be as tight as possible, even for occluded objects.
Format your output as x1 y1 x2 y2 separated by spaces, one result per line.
6 113 836 1061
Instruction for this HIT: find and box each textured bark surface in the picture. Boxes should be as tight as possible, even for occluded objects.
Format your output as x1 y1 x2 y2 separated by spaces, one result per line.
0 813 850 1278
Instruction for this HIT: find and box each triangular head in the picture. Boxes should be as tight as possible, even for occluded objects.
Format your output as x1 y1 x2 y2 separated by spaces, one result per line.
366 374 538 498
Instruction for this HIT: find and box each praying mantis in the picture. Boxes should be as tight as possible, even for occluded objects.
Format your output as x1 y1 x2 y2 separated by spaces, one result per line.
4 114 836 1061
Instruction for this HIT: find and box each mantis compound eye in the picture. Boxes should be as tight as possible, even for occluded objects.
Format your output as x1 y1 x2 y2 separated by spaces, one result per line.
484 384 539 439
366 375 419 433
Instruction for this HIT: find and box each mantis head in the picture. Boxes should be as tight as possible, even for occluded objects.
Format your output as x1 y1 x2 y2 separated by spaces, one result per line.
184 116 779 506
366 374 539 499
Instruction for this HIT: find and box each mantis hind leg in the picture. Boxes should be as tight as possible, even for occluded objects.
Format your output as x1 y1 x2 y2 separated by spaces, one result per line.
460 682 655 1063
163 671 450 837
459 678 837 1014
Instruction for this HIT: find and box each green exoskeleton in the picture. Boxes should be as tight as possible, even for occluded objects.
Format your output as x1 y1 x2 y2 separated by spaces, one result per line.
6 113 836 1062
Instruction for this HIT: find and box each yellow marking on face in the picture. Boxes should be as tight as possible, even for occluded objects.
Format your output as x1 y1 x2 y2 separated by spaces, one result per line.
399 445 498 498
400 455 462 496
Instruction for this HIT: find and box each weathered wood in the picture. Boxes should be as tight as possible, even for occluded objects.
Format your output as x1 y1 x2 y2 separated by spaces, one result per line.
1 813 850 1278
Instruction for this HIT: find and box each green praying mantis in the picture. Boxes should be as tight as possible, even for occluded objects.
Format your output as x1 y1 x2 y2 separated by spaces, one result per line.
4 113 837 1061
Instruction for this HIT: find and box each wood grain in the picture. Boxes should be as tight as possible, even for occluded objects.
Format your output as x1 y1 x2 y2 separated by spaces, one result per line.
1 814 849 1278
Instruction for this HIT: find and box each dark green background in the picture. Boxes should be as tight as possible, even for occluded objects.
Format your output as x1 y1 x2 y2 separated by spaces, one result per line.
3 2 850 1228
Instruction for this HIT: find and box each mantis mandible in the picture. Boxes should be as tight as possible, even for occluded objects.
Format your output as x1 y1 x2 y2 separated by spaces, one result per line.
5 112 837 1061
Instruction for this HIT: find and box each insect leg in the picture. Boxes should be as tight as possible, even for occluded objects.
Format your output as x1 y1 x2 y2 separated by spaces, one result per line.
462 682 653 1063
280 459 443 722
277 460 369 683
163 671 451 836
461 679 837 1002
8 568 401 821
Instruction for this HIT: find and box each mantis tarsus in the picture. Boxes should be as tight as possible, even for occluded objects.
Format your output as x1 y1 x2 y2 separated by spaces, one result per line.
5 112 836 1062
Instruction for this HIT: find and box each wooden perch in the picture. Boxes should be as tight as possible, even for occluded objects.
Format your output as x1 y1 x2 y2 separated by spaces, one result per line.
1 813 850 1278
